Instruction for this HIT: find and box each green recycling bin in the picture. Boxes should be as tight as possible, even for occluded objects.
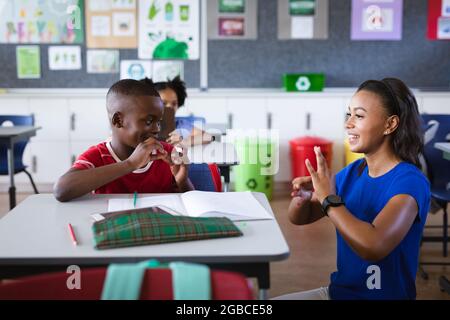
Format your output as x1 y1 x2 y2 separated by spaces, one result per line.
233 137 276 201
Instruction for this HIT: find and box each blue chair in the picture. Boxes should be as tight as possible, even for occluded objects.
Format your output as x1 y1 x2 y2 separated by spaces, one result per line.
175 116 206 127
419 114 450 293
188 163 218 192
175 116 206 133
0 115 39 194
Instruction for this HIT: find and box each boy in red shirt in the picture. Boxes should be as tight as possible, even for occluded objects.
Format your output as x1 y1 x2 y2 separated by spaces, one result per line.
54 79 193 202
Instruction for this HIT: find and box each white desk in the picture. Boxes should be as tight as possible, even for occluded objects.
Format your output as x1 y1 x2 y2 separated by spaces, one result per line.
0 193 289 299
188 142 240 192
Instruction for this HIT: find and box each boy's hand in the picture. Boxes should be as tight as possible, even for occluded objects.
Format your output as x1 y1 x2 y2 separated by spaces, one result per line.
170 162 189 185
166 144 190 184
126 138 167 170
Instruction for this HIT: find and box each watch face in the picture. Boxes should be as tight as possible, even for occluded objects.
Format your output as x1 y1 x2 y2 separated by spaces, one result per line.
328 195 342 205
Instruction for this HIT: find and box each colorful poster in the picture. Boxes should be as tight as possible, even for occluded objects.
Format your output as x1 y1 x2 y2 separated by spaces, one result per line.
16 46 41 79
90 16 111 36
291 16 314 39
87 50 119 73
48 46 82 70
120 60 152 80
219 17 245 36
351 0 403 40
278 0 328 40
152 61 184 82
112 0 137 10
0 0 84 44
437 17 450 39
138 0 200 60
86 0 137 48
219 0 245 13
289 0 315 16
443 0 450 16
208 0 257 40
428 0 450 40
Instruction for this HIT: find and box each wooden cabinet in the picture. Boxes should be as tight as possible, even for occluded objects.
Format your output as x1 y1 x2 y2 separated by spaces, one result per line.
68 98 110 141
186 97 228 125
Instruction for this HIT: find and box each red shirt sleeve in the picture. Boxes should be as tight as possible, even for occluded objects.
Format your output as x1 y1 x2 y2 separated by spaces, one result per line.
72 145 102 170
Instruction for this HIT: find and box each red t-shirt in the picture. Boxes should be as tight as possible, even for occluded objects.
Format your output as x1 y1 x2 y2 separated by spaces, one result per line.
72 141 176 194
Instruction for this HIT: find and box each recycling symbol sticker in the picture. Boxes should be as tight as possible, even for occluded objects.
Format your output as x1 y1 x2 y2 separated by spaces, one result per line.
246 179 257 190
296 76 311 91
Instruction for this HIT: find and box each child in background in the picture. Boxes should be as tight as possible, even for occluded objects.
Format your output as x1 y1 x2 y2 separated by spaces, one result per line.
141 76 214 146
278 78 430 300
54 79 193 202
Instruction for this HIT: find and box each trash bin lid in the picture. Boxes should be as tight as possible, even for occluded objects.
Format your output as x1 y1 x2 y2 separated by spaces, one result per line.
289 136 332 147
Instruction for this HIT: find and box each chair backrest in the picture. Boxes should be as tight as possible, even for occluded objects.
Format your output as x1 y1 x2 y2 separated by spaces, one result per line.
421 114 450 190
188 163 220 192
0 268 254 300
176 116 206 128
0 114 35 171
0 115 34 127
208 163 223 192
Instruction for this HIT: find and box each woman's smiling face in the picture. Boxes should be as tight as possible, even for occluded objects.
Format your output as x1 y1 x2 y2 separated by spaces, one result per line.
346 90 390 155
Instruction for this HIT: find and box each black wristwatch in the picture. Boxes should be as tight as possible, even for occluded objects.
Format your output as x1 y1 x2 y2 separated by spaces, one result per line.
321 195 345 216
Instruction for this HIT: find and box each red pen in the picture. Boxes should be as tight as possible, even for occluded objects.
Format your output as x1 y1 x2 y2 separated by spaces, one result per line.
68 223 78 246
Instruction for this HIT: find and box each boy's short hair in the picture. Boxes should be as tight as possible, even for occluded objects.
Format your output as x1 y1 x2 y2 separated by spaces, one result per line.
107 79 160 100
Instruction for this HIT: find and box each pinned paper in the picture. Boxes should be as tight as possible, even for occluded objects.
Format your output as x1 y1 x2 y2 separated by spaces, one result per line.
17 46 41 79
291 16 314 38
87 50 119 73
120 60 152 80
49 46 82 70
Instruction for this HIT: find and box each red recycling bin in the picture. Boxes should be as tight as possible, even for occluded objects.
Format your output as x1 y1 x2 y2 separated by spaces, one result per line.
289 136 333 179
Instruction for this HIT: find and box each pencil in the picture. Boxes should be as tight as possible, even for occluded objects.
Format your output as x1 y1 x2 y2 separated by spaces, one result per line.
68 223 78 246
133 191 138 208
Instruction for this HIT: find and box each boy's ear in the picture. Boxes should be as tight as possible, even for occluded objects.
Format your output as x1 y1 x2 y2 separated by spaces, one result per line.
111 112 123 128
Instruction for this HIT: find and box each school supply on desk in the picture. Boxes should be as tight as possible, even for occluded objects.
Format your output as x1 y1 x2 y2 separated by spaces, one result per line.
67 223 78 246
133 191 138 208
104 191 274 221
92 206 243 250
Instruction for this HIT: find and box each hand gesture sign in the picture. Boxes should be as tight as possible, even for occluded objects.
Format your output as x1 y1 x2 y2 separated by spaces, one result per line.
304 146 335 203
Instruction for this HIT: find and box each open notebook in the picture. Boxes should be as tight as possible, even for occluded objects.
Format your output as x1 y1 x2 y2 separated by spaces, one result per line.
94 191 274 222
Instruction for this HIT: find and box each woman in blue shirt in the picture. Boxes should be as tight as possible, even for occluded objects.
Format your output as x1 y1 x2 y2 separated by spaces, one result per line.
279 78 430 300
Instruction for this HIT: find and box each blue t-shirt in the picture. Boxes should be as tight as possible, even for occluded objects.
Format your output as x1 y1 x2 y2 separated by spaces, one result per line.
329 159 430 300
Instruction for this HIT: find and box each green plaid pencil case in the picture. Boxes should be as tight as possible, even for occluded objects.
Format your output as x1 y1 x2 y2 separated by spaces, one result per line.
92 207 243 250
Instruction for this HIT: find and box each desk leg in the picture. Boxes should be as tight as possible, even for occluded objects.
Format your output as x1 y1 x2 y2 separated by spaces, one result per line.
7 143 16 210
258 289 268 300
219 165 230 192
439 276 450 294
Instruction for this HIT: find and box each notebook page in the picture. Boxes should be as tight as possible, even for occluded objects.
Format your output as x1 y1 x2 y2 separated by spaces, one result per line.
181 191 274 221
107 195 187 216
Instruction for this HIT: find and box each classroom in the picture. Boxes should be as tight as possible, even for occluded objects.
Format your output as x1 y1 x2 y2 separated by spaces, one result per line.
0 0 449 303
